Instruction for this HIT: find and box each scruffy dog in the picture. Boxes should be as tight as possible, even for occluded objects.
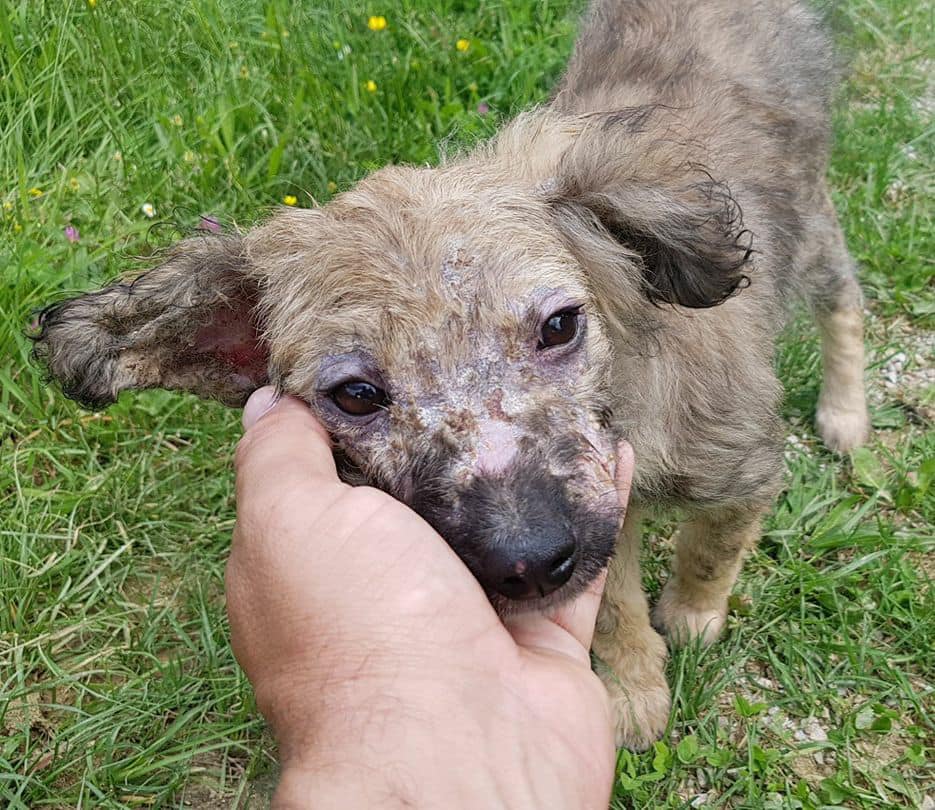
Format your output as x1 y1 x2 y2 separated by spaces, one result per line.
36 0 869 750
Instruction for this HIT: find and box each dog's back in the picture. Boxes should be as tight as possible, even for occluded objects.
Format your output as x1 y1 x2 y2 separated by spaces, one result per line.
554 0 839 305
556 0 835 131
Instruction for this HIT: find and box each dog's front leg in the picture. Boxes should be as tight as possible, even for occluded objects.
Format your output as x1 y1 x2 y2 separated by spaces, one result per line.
593 506 670 750
652 506 764 647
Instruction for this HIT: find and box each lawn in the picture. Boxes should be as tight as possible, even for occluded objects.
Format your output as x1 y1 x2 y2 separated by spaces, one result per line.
0 0 932 807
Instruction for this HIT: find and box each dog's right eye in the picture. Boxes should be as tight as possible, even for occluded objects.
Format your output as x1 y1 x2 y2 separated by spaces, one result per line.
330 380 389 416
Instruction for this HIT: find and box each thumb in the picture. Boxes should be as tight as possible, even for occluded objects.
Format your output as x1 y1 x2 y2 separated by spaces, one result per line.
234 386 340 517
242 385 282 430
503 440 635 662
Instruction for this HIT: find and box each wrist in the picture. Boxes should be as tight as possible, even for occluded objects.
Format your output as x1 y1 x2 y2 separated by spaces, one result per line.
268 675 524 810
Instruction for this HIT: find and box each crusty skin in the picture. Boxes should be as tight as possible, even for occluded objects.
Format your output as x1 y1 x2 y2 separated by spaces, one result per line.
34 0 869 749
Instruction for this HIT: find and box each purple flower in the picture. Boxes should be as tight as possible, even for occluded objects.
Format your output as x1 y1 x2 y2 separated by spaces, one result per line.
477 102 489 116
64 225 80 243
198 215 222 233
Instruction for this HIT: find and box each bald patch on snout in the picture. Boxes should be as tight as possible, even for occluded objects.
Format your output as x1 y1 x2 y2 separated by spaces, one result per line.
475 418 520 475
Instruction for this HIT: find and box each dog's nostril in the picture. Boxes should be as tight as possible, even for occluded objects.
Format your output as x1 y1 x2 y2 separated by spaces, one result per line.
547 543 577 586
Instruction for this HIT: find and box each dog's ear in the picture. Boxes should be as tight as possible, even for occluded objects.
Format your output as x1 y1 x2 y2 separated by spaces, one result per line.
33 235 269 408
545 124 753 308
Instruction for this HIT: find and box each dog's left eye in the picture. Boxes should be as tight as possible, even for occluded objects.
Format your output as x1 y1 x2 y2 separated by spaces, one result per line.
538 308 581 349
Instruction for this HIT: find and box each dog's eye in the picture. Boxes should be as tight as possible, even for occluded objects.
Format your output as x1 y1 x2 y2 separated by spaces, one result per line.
330 380 389 416
538 308 581 349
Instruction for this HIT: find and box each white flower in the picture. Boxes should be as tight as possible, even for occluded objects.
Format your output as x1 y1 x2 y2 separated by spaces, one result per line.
141 202 156 218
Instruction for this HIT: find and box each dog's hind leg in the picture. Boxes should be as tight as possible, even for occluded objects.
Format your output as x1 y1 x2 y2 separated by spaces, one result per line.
652 505 764 647
593 506 671 750
810 193 870 452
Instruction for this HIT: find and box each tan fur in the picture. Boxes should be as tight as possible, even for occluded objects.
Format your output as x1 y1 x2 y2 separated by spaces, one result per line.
593 508 670 750
653 508 765 647
817 306 871 451
35 0 869 750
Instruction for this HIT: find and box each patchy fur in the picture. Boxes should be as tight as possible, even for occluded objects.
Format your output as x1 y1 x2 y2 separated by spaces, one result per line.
33 0 869 750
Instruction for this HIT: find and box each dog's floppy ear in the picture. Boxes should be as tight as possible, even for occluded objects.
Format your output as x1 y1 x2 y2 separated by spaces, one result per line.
545 122 753 308
33 235 269 408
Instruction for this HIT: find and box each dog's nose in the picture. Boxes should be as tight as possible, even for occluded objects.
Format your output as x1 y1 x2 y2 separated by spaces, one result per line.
482 535 577 600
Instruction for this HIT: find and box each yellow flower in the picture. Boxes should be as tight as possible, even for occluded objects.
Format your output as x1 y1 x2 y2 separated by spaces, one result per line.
365 79 378 93
327 181 338 193
28 187 43 198
69 177 80 191
240 65 250 79
171 114 183 127
283 195 297 206
2 201 12 211
368 15 387 31
88 0 97 7
13 221 22 232
456 38 470 52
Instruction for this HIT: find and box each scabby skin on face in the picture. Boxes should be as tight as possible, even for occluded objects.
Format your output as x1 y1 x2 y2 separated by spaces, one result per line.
247 179 622 610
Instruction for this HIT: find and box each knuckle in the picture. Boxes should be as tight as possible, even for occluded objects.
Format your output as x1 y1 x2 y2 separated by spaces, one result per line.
236 480 309 534
233 426 264 472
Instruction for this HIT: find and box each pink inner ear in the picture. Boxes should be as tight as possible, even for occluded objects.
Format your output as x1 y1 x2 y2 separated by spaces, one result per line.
192 300 270 385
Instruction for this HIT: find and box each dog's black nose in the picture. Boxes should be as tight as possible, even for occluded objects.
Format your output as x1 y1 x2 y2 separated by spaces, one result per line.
482 534 577 600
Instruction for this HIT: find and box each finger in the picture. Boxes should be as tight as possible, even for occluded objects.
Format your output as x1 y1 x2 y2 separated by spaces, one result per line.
504 569 607 663
242 385 281 429
614 440 635 513
234 388 341 514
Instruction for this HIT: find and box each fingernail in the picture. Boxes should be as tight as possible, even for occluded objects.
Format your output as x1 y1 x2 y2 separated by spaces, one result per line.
242 386 281 430
614 439 635 504
615 440 634 471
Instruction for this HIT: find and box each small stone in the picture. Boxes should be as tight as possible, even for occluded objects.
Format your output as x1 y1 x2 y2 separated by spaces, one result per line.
801 717 828 742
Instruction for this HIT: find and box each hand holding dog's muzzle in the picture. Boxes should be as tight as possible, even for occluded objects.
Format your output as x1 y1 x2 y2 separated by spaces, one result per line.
227 386 634 809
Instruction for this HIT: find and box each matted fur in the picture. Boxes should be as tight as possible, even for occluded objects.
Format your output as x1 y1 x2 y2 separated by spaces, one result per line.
33 0 870 749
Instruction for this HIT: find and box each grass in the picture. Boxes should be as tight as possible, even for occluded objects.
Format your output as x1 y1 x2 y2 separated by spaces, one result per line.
0 0 931 807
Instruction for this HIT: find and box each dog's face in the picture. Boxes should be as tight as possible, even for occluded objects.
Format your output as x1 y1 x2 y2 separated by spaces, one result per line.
35 111 753 610
249 166 622 610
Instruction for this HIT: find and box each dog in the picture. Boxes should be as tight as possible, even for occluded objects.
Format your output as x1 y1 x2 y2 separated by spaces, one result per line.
34 0 869 750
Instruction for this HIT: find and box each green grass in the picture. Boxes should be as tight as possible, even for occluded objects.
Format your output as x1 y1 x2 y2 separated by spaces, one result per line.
1 0 932 807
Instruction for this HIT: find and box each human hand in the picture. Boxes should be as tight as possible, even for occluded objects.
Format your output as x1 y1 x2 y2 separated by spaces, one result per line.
226 386 635 809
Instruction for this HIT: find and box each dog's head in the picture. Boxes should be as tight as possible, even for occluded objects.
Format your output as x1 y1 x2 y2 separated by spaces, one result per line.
35 110 752 610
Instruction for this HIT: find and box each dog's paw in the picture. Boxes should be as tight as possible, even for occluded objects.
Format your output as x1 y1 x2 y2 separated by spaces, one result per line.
595 631 670 751
652 581 726 648
601 666 671 751
816 398 870 453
